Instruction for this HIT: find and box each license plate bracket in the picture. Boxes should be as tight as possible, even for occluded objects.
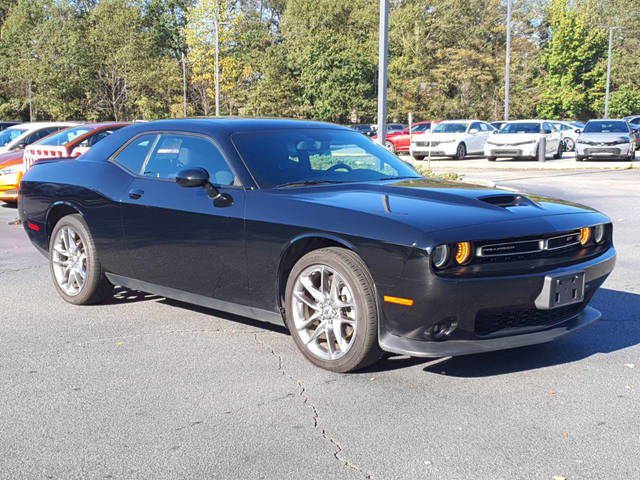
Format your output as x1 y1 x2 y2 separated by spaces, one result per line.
535 272 585 310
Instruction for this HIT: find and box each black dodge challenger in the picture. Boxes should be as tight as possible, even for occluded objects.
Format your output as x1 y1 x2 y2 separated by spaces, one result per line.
19 119 616 372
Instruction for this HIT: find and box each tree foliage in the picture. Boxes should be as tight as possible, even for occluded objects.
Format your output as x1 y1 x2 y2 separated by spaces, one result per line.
0 0 638 122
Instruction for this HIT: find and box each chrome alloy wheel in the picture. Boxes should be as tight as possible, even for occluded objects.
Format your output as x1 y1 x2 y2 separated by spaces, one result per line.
52 226 87 296
291 264 358 361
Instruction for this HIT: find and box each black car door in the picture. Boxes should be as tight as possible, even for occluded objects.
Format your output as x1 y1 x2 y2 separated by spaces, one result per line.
113 132 247 304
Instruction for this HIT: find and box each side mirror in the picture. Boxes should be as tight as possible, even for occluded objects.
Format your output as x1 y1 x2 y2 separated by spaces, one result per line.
176 167 233 207
469 128 479 135
176 167 210 188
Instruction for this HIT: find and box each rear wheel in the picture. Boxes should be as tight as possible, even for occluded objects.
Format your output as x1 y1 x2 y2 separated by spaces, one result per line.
487 157 497 162
454 143 467 160
563 137 575 151
284 247 382 372
576 156 586 162
49 214 112 305
412 154 425 161
384 141 396 154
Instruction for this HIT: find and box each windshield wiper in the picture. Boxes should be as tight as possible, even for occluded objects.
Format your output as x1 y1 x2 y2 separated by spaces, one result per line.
273 180 349 189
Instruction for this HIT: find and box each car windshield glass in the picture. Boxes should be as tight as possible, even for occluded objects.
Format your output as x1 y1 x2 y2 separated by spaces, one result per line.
34 126 91 146
571 122 585 128
499 123 541 134
433 123 467 133
232 129 421 188
583 121 629 133
0 128 27 146
387 125 404 131
411 123 430 132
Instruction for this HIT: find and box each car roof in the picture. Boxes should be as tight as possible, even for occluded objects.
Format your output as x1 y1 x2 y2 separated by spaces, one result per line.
11 121 79 131
585 118 627 123
504 119 545 123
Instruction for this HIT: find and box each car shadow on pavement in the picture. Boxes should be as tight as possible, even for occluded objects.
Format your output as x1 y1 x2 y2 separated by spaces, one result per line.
422 288 640 377
1 203 17 209
160 298 289 335
102 286 163 305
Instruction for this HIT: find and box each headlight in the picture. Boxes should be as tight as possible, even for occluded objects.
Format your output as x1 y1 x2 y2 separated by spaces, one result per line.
512 140 536 146
579 227 591 246
455 242 472 264
593 224 605 244
0 165 21 176
432 244 450 269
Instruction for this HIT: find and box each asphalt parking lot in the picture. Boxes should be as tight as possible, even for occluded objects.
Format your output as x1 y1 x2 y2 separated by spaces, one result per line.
1 168 639 480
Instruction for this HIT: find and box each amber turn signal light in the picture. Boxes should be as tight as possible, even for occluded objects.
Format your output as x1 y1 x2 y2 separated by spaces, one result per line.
579 227 591 246
455 242 472 264
383 295 414 306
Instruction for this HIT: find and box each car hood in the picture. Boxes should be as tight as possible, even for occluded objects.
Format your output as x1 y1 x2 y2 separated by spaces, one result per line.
280 177 603 246
488 133 540 144
577 133 632 142
414 132 465 141
0 151 22 168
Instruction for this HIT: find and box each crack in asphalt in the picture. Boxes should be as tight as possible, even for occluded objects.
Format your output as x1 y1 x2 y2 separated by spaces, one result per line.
253 333 373 479
75 328 266 346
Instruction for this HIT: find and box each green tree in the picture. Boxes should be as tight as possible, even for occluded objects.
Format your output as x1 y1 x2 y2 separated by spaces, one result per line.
538 0 607 120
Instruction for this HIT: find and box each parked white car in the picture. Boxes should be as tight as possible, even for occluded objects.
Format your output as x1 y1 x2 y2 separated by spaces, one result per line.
575 119 635 162
0 122 79 154
410 120 495 160
551 121 582 151
484 120 563 161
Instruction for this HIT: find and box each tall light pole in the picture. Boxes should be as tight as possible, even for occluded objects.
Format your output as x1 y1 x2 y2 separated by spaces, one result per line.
376 0 390 147
182 51 187 117
214 13 230 117
603 26 624 118
504 0 512 121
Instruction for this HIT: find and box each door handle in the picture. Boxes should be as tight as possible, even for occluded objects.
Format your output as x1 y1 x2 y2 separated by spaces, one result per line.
128 189 144 199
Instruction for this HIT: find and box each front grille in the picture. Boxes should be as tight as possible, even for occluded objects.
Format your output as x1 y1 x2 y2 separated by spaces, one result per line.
585 147 620 155
475 302 585 336
477 231 581 259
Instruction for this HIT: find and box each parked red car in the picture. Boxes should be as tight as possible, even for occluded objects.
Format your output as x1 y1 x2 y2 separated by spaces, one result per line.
23 122 128 171
373 121 436 153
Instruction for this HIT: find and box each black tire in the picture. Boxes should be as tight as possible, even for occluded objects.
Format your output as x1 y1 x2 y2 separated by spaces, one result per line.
576 156 585 162
454 142 467 160
487 157 497 162
49 214 113 305
553 142 563 159
284 247 382 373
412 154 425 161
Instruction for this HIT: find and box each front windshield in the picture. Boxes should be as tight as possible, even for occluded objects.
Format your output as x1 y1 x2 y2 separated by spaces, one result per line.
583 121 629 134
0 128 27 147
571 122 585 129
34 126 91 146
232 129 421 188
499 123 541 134
433 123 467 133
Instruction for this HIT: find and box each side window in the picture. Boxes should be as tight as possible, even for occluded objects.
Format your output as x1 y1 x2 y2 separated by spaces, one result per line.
25 128 58 145
470 122 482 132
79 128 121 148
543 122 552 133
142 134 235 186
479 123 490 131
113 134 158 174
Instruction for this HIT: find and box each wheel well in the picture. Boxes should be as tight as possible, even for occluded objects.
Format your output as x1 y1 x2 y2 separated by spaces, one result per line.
277 237 348 309
46 204 80 241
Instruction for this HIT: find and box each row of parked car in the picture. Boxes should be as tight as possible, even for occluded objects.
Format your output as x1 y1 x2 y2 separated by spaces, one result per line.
352 117 640 162
0 121 128 203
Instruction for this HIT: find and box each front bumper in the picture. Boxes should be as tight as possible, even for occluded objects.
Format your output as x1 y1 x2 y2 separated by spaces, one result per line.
575 142 633 158
411 143 457 157
0 171 21 202
484 143 536 158
378 247 616 357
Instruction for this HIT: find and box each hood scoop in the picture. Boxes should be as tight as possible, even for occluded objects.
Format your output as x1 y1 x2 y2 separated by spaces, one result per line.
479 194 531 208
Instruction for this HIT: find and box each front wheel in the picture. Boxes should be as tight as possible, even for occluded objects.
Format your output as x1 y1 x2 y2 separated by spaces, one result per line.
487 157 497 162
412 153 425 161
576 155 586 162
284 247 382 372
454 143 467 160
49 214 113 305
553 142 563 159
